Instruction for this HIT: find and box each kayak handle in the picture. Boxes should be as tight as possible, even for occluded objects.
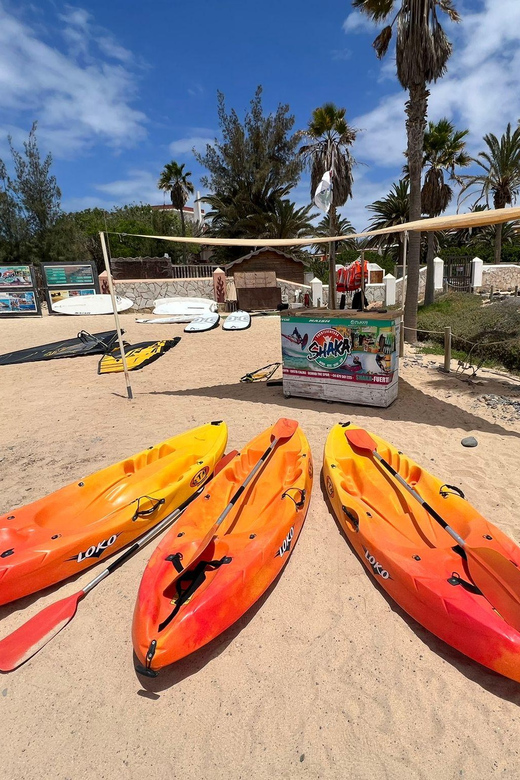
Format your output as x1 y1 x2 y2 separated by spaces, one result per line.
132 496 166 521
281 488 306 509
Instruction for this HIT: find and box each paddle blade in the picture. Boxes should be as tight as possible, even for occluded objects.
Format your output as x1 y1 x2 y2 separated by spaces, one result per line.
466 547 520 632
271 418 298 441
0 591 83 671
345 428 377 454
214 450 239 475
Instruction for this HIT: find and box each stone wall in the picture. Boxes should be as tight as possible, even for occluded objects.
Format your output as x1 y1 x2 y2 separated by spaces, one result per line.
107 274 398 311
395 266 427 305
480 264 520 292
112 278 214 311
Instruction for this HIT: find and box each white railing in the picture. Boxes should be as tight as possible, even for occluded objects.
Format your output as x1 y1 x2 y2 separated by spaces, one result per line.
171 264 220 279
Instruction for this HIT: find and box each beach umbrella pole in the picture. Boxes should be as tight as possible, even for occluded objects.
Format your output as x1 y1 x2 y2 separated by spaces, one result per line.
99 231 133 400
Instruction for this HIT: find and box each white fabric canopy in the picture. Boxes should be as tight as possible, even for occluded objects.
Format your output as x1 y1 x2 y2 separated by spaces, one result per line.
108 206 520 248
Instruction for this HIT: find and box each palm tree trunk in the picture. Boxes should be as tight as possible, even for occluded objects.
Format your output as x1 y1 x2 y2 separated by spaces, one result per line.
328 205 337 309
404 83 429 342
494 222 503 264
424 230 435 305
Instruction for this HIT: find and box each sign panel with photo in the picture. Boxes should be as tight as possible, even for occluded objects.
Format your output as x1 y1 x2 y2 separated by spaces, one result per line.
42 263 97 288
49 289 96 309
0 265 34 287
0 290 41 317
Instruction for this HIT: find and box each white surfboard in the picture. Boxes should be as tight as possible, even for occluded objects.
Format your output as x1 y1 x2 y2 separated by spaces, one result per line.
184 312 220 333
223 310 251 331
153 297 217 316
52 294 133 315
136 316 196 324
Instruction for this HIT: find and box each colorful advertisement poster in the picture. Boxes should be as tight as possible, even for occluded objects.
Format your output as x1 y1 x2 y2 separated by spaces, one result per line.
281 314 397 386
0 291 39 315
0 265 33 287
49 289 96 308
43 263 95 287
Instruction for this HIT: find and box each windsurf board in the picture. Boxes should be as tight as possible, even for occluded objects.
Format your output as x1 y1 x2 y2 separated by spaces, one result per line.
184 313 220 333
222 310 251 331
52 295 133 315
153 297 217 316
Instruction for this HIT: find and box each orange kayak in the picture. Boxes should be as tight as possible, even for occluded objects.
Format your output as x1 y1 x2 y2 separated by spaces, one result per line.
324 422 520 683
0 422 227 606
132 421 312 674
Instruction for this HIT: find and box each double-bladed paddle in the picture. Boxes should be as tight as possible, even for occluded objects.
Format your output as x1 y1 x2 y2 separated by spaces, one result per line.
345 427 520 632
164 418 299 589
0 450 239 672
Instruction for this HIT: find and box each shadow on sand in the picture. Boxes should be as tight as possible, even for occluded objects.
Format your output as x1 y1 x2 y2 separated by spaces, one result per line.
148 375 520 441
320 476 520 705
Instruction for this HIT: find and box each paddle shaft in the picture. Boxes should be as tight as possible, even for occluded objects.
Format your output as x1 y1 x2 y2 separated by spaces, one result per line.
213 435 282 532
170 422 298 580
372 450 466 548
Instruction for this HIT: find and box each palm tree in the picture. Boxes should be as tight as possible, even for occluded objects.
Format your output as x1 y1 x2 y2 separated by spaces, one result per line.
158 161 194 238
315 215 357 248
244 199 318 239
353 0 460 340
421 118 470 303
299 103 357 308
366 180 410 267
458 123 520 263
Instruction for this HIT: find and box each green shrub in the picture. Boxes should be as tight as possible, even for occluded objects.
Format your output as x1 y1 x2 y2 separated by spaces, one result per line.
417 292 520 371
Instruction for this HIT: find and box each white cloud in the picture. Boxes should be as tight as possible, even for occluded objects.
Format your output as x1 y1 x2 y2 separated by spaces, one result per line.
92 166 210 210
95 169 159 202
346 0 520 175
0 2 146 156
342 11 382 34
169 135 215 156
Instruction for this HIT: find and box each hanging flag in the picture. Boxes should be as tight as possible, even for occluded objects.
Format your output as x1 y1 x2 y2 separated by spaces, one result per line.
313 170 332 214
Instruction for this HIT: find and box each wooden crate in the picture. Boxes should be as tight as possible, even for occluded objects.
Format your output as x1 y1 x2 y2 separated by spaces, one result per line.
237 287 281 311
234 271 277 289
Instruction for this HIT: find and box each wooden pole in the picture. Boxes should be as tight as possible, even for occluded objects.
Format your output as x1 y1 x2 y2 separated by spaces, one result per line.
402 231 408 308
399 315 405 357
360 249 365 312
99 231 134 400
328 240 336 310
443 326 452 373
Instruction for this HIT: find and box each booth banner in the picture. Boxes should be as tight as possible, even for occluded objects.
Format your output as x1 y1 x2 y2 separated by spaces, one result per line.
281 314 397 385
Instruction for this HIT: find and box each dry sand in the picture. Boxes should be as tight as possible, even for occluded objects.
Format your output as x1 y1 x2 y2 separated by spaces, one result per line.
1 312 520 780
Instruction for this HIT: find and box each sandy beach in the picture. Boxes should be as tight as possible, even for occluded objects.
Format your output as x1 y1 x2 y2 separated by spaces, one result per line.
1 311 520 780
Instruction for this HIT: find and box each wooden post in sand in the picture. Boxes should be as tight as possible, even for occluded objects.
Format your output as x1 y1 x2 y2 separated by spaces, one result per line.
443 326 452 373
360 250 365 312
99 231 133 400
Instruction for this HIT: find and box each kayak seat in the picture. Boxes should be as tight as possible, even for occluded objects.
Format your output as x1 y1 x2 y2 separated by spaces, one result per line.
0 527 35 550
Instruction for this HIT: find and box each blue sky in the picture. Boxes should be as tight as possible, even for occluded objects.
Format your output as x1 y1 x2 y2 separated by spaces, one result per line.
1 0 519 231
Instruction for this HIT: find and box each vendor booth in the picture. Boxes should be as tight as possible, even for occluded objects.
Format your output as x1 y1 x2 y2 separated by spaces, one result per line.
281 309 401 408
